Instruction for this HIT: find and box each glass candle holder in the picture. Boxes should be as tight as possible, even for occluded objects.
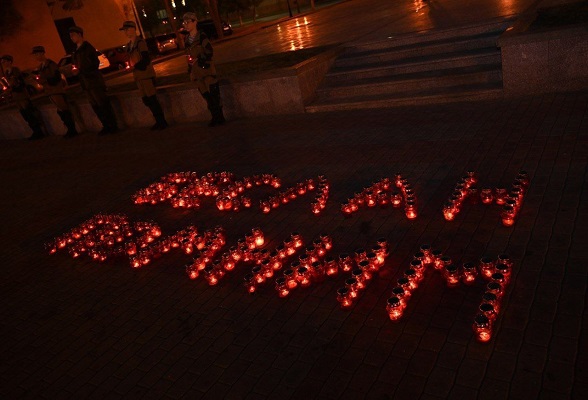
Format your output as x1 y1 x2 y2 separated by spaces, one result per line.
275 277 289 297
479 302 497 321
320 234 333 250
290 232 303 248
391 193 403 208
377 238 388 251
410 259 425 282
481 292 500 313
419 244 432 264
501 204 516 227
354 248 367 264
338 253 353 272
283 268 298 289
443 202 457 221
497 254 513 267
480 188 494 204
337 287 353 309
345 277 360 298
494 188 507 205
479 257 495 279
351 269 366 290
366 252 379 271
473 313 492 342
298 254 310 268
296 266 311 287
491 272 506 286
404 268 419 290
391 286 408 308
437 256 452 271
486 281 504 301
462 262 478 285
243 273 256 294
495 263 511 284
358 260 372 280
386 296 404 321
310 261 325 282
405 200 418 219
443 263 461 287
397 278 412 298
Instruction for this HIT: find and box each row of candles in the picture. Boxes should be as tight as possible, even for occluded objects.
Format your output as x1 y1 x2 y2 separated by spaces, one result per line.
132 171 283 212
259 176 330 215
272 234 334 296
45 213 233 270
336 240 390 308
187 228 267 285
46 213 162 262
383 244 513 343
442 170 530 226
340 174 417 219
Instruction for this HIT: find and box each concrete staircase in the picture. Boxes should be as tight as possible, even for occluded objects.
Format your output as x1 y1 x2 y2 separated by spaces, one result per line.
306 18 515 112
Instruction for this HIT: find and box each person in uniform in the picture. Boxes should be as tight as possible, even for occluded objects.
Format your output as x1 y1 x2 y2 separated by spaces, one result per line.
68 25 118 134
181 12 225 127
0 54 44 140
32 46 78 138
119 21 168 130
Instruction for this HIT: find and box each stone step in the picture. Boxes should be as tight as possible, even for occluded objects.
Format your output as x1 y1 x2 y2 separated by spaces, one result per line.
306 83 504 112
345 17 514 54
335 33 500 69
324 48 502 85
315 64 502 100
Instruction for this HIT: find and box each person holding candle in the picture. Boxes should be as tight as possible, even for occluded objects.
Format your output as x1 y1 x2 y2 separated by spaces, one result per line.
119 21 168 130
0 54 45 140
69 25 119 135
32 46 78 138
181 12 225 127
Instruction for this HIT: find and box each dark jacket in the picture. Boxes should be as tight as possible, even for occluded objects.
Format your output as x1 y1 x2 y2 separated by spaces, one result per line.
72 41 105 90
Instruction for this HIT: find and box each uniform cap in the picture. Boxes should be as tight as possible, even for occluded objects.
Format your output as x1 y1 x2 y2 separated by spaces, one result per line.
119 21 136 30
182 12 197 21
32 46 45 54
68 26 84 35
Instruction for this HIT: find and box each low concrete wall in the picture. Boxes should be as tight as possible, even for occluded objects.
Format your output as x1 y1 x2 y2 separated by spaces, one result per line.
499 2 588 97
0 49 338 140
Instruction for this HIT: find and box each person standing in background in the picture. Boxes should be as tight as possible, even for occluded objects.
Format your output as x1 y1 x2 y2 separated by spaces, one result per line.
182 12 225 127
32 46 78 138
0 54 44 140
69 25 118 135
119 21 168 130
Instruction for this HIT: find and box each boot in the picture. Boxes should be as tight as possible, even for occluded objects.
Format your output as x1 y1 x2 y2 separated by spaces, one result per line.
93 103 117 135
20 107 44 140
209 83 225 127
102 98 119 133
58 110 78 138
202 91 215 127
143 96 168 130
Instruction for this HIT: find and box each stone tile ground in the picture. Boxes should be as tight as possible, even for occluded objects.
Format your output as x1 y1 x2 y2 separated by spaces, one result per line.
0 91 586 398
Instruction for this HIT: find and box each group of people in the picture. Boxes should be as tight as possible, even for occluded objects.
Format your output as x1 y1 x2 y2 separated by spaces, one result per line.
0 12 225 141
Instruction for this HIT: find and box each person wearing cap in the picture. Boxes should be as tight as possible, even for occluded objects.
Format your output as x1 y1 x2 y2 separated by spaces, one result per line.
181 12 225 127
0 54 45 140
32 46 78 138
68 25 119 134
119 20 168 130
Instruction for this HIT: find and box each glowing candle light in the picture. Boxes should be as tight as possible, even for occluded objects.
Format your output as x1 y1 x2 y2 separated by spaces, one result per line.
479 257 495 280
337 287 353 309
386 296 403 321
473 314 492 342
275 277 289 297
462 262 478 285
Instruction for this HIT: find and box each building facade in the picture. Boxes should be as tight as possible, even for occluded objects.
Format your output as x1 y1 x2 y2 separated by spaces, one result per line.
0 0 130 71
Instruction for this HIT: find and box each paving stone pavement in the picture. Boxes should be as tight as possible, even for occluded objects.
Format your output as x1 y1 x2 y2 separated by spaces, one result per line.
1 91 587 399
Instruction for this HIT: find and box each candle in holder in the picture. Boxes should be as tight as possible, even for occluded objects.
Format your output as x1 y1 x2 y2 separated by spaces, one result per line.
480 188 494 204
479 257 495 279
386 296 404 321
443 263 461 287
275 277 290 297
244 273 256 293
337 287 353 309
462 262 478 284
473 314 492 342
